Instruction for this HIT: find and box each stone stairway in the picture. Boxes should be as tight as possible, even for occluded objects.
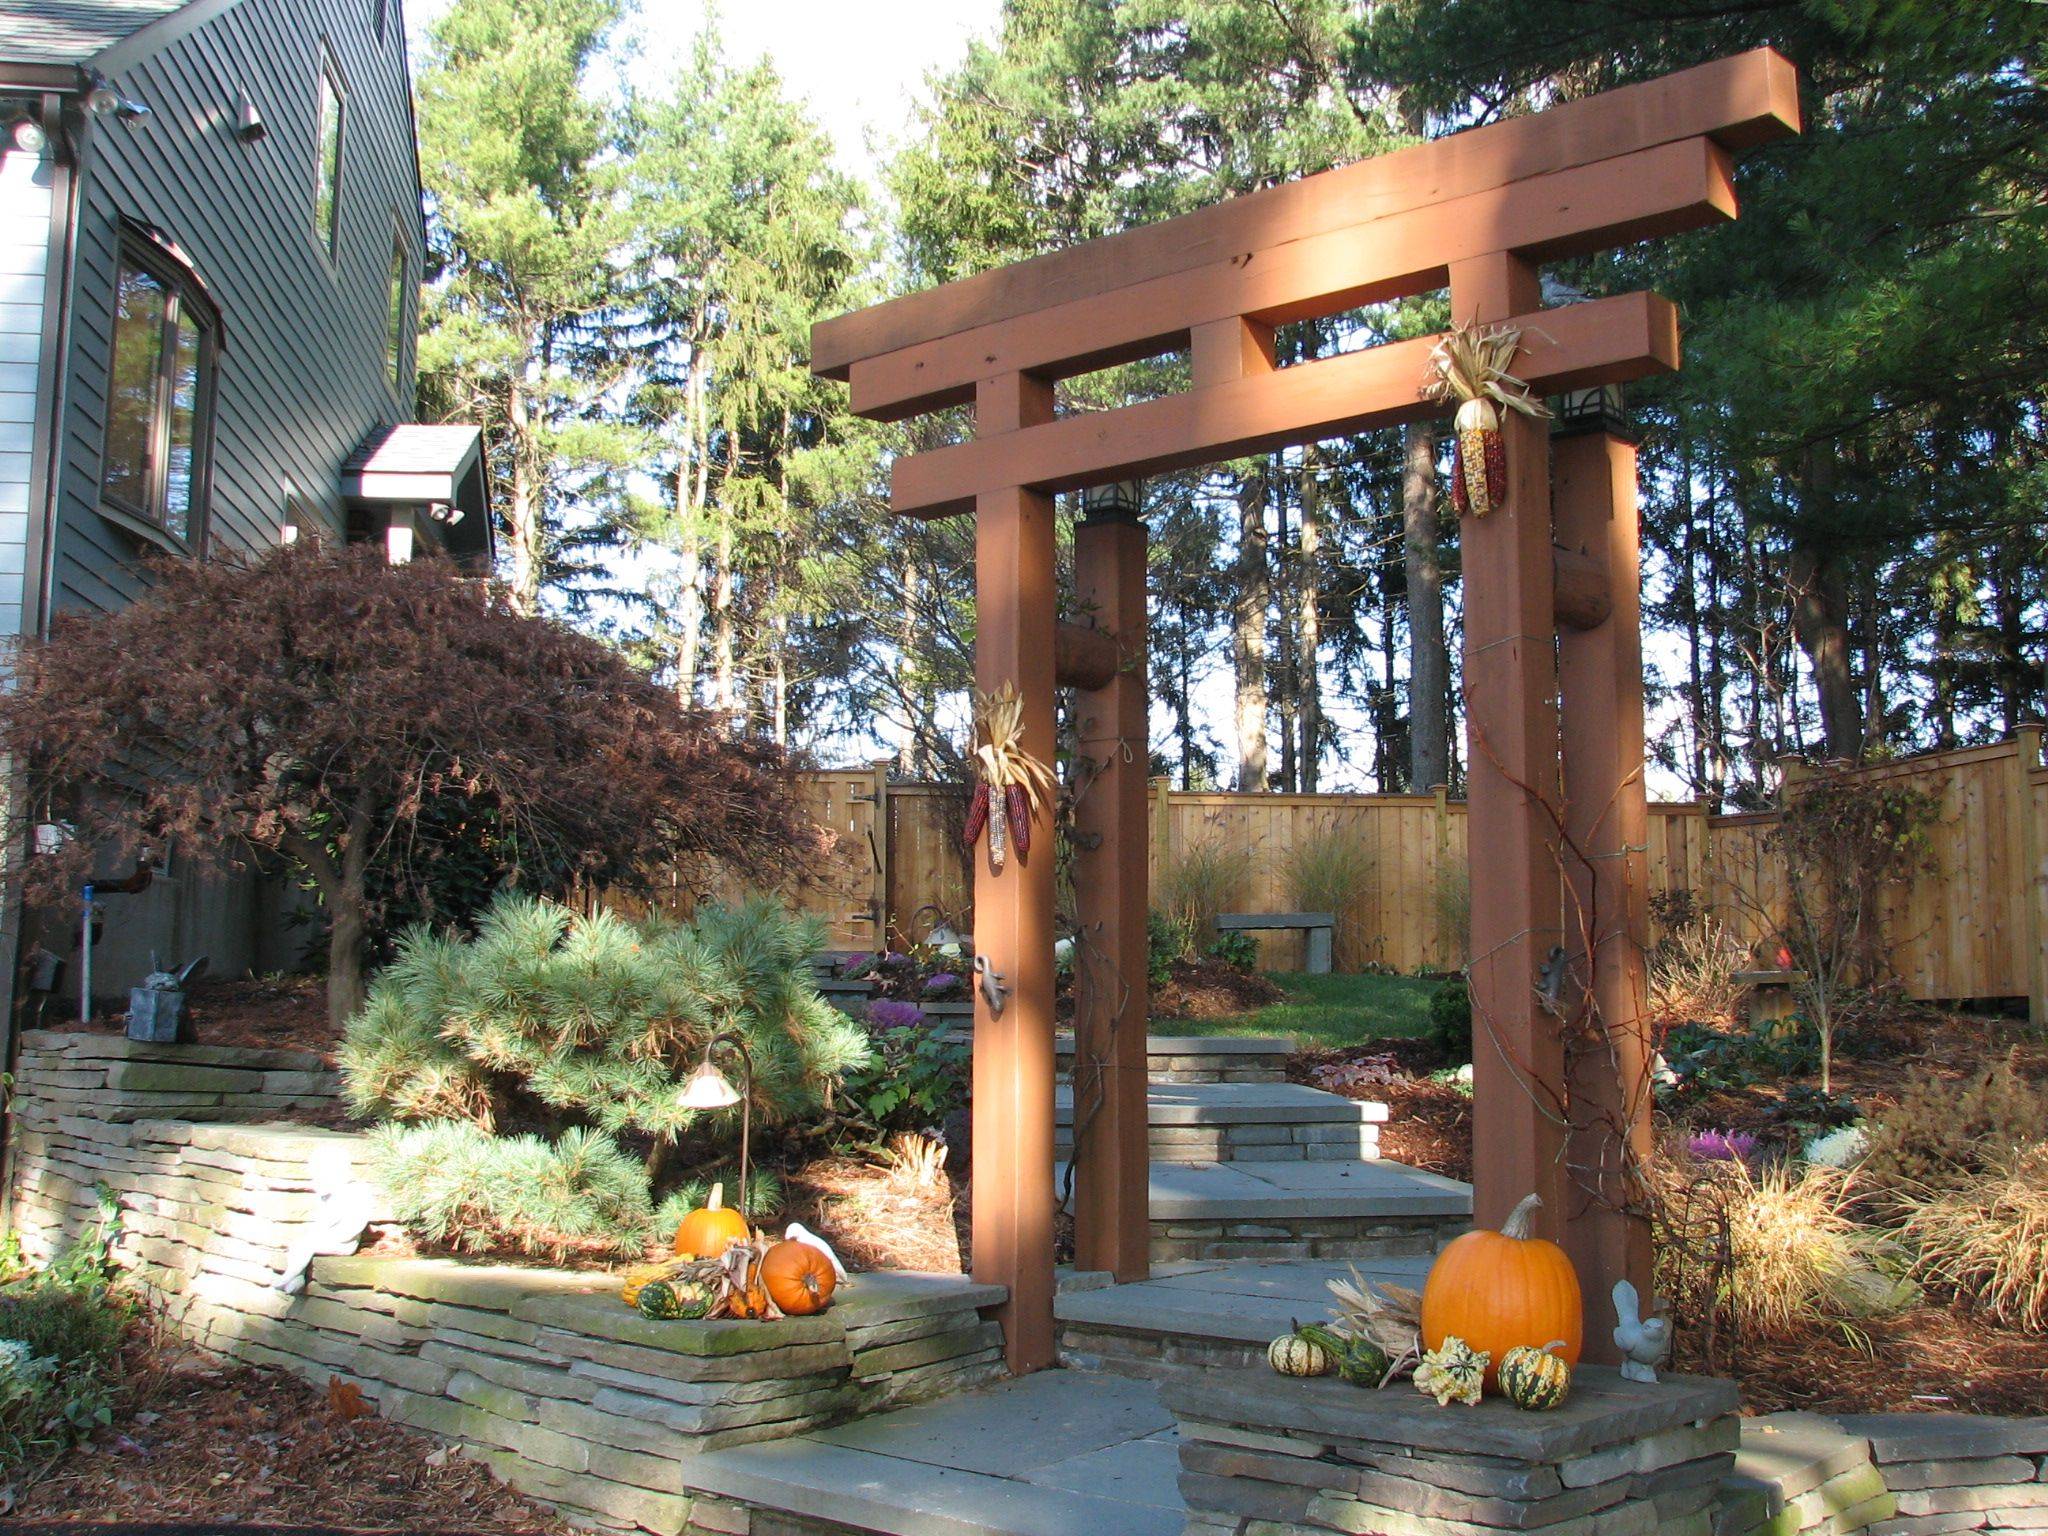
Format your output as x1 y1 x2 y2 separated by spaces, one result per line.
1054 1033 1471 1267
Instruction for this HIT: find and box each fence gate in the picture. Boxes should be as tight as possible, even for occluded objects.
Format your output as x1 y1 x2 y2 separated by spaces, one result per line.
793 764 888 952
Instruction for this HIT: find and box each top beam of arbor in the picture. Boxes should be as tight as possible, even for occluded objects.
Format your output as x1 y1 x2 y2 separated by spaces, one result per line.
812 47 1799 407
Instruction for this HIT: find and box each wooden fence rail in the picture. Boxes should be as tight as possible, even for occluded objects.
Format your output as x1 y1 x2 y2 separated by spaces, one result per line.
784 730 2044 1018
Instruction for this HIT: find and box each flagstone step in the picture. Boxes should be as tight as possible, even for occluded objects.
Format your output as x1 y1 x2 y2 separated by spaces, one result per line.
1055 1157 1471 1265
1055 1256 1437 1379
1053 1079 1385 1163
680 1369 1185 1536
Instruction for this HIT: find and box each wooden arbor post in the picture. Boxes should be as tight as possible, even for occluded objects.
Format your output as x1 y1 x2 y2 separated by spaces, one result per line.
970 372 1060 1374
1451 252 1571 1234
1070 494 1151 1281
808 48 1798 1371
1554 410 1657 1341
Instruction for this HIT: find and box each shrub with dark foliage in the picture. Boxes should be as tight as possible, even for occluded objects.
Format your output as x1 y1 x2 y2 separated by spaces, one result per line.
0 544 826 1025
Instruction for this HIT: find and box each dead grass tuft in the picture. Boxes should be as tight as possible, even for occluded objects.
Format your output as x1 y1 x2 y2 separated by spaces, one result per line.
1900 1144 2048 1334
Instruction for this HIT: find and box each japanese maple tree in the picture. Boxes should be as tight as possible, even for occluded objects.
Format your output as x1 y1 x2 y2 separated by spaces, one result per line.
0 543 825 1026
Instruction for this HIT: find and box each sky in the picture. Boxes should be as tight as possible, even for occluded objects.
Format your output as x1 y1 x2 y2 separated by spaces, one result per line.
412 0 1004 185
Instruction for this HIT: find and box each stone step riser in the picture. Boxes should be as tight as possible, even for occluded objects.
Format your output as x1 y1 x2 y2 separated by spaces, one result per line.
1053 1125 1380 1164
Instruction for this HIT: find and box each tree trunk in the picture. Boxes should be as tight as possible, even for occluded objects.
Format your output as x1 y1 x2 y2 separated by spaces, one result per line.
505 358 541 615
1232 463 1271 791
1789 447 1862 761
320 791 379 1031
713 504 737 720
1787 539 1861 760
1402 421 1448 789
1297 448 1324 792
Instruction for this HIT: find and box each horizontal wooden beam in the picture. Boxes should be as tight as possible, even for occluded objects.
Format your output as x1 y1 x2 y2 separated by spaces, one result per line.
892 292 1678 518
814 48 1797 379
851 138 1734 421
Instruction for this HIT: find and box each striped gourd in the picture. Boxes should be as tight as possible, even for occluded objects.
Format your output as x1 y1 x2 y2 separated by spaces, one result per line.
1498 1341 1573 1410
1267 1332 1333 1378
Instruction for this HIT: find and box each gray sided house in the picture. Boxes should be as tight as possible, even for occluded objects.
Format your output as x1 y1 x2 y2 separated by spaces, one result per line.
1 0 490 1023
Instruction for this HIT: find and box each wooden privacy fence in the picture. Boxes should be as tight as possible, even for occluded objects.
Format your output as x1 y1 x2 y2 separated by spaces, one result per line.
790 730 2046 1015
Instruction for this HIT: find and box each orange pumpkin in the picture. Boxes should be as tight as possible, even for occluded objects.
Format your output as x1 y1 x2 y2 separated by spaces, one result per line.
1420 1193 1582 1389
761 1239 838 1316
672 1181 751 1259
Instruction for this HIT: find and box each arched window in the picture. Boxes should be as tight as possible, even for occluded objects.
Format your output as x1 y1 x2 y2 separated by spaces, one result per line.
101 223 220 549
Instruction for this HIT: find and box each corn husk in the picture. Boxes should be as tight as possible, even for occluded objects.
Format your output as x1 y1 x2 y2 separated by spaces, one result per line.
968 683 1056 869
1424 323 1546 519
1327 1265 1424 1378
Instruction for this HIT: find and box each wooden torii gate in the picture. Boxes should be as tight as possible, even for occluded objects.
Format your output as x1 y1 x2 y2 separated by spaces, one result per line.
812 50 1800 1374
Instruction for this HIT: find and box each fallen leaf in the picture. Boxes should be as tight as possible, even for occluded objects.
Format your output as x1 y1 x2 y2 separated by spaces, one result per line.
327 1376 370 1421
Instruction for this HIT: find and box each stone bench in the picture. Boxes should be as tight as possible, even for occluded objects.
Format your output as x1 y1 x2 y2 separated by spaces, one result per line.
1731 968 1807 1030
1216 911 1336 973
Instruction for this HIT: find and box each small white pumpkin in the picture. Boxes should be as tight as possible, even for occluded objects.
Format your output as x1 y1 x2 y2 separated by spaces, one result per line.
1268 1332 1333 1378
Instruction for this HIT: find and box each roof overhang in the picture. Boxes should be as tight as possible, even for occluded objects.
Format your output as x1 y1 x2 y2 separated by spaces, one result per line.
342 423 494 572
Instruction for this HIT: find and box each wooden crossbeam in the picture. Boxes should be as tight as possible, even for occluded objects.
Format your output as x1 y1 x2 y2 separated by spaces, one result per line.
891 291 1678 518
813 47 1796 383
850 138 1733 421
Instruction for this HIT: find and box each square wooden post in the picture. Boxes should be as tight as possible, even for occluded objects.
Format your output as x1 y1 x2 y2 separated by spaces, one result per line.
971 373 1060 1374
1553 426 1656 1350
1449 252 1571 1237
1071 506 1151 1280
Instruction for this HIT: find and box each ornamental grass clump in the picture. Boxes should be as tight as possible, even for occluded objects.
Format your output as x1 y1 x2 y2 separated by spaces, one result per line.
1284 825 1376 969
1899 1145 2048 1334
1723 1161 1914 1338
1156 838 1254 950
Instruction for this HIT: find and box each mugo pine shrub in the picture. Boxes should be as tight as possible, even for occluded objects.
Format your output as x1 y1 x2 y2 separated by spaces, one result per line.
341 894 870 1256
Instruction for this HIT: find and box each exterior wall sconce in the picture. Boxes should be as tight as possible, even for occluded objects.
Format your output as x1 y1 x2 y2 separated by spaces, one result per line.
84 71 151 122
235 93 267 143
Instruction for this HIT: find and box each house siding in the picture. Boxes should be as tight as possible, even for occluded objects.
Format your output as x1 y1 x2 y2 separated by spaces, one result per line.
19 0 424 1006
50 0 424 615
0 142 52 642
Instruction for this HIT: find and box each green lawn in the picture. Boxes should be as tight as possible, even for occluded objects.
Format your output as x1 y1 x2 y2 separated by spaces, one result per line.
1161 971 1439 1048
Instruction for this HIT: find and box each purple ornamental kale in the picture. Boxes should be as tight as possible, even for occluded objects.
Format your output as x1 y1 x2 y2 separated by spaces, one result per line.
867 998 927 1031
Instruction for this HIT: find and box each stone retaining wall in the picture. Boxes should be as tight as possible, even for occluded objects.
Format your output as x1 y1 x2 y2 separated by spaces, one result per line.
1056 1035 1291 1084
1724 1410 2048 1536
12 1028 344 1126
5 1086 1005 1535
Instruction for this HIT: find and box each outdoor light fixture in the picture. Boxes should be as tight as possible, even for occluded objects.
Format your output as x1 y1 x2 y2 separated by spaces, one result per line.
676 1030 755 1217
235 92 267 142
8 115 48 154
1551 383 1630 439
1081 479 1144 521
84 71 151 123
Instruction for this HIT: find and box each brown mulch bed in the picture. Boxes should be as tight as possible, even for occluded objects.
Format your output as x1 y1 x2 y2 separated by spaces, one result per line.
12 1336 562 1531
55 975 336 1062
1684 1305 2048 1418
1151 958 1287 1020
1289 1042 1473 1184
783 1155 966 1276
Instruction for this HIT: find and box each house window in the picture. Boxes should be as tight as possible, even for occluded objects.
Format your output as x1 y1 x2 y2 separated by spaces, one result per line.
387 229 410 393
314 53 344 256
102 240 216 545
